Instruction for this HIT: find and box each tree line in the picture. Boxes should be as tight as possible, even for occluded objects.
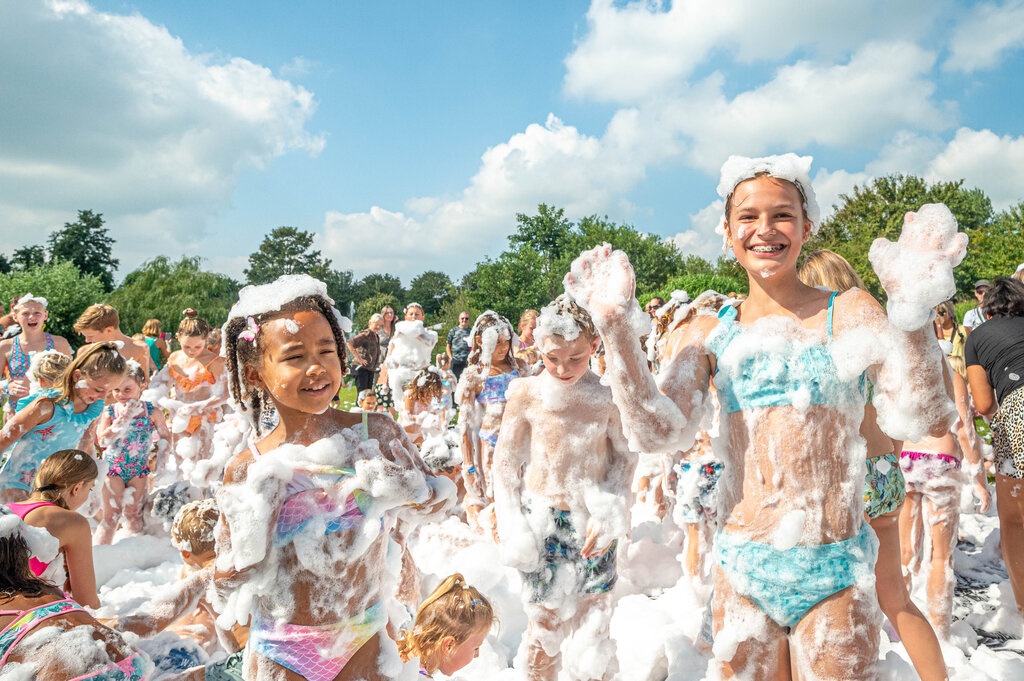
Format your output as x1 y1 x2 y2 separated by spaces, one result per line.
1 175 1020 344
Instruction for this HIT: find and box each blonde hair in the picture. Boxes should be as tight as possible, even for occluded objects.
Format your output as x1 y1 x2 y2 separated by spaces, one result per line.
397 574 496 673
518 309 539 332
57 342 127 405
178 308 212 338
798 249 868 292
1013 267 1024 284
74 303 120 333
536 294 598 343
123 359 148 386
142 319 162 337
27 351 71 387
32 449 98 510
170 499 219 554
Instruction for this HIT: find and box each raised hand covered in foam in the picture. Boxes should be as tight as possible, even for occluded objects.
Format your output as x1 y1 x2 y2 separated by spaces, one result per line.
868 203 968 331
564 243 649 335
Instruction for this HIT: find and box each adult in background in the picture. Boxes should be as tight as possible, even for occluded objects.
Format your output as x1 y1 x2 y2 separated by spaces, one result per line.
379 304 397 348
348 319 383 393
644 296 665 319
141 318 170 370
965 277 1024 616
963 279 989 329
447 311 472 380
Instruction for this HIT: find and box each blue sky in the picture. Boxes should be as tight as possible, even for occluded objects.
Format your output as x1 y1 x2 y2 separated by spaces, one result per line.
2 0 1023 284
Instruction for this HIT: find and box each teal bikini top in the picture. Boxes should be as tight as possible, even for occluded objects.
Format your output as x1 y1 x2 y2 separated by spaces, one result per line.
706 292 867 414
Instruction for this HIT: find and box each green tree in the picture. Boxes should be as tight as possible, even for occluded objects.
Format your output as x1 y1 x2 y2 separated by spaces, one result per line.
0 254 10 275
354 292 398 330
106 256 241 334
11 246 46 271
0 261 105 341
806 175 994 300
463 205 686 320
47 210 119 292
356 273 405 303
323 268 358 317
644 273 747 306
962 201 1024 282
406 270 454 317
245 227 332 284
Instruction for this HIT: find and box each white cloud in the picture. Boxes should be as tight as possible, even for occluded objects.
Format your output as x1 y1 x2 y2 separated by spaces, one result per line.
667 199 726 262
924 128 1024 210
564 0 946 104
671 42 953 172
945 0 1024 72
0 0 322 269
812 168 871 218
321 114 657 279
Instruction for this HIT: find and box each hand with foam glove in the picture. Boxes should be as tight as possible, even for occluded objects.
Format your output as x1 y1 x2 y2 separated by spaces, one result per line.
869 203 968 332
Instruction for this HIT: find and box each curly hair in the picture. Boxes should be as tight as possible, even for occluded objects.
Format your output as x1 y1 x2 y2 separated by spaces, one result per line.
222 295 349 433
466 311 517 367
397 573 496 673
405 366 445 404
982 277 1024 318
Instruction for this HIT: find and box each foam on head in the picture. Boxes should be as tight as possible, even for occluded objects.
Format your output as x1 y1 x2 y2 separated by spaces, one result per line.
15 293 48 310
226 274 350 331
171 498 219 554
535 294 598 347
716 153 820 236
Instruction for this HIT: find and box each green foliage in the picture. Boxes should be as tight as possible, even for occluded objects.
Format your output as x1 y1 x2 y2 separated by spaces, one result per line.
105 256 241 334
0 254 10 275
11 246 45 271
806 175 994 300
47 210 119 291
643 273 747 306
245 227 331 284
463 204 685 320
955 300 977 325
406 270 454 317
963 201 1024 284
354 292 398 330
356 273 405 303
0 262 105 341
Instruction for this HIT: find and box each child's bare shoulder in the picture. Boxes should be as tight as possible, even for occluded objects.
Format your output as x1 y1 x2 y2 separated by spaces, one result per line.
223 448 257 484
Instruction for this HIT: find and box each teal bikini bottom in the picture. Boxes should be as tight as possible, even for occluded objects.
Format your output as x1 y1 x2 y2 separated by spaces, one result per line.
714 521 877 628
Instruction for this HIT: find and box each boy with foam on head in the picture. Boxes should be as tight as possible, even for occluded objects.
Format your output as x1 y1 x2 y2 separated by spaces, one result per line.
112 499 247 658
493 294 634 681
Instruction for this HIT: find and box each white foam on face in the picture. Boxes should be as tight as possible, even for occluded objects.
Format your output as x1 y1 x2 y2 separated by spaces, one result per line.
283 319 300 334
868 203 968 331
716 153 820 235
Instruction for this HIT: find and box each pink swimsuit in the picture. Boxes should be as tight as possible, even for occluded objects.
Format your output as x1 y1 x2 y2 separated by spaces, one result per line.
6 501 58 576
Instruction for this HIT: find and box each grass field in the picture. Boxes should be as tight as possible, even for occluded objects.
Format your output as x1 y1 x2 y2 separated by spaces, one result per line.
336 383 358 410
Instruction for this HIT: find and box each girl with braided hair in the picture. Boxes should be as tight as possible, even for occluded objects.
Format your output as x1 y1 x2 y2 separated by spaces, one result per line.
214 274 454 681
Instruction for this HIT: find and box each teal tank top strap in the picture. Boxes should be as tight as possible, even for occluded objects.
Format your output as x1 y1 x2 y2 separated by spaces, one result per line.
361 412 369 440
706 302 740 364
826 291 839 339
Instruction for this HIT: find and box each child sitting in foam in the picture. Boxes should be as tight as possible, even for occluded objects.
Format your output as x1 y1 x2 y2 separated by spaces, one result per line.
212 275 454 681
112 499 247 659
455 311 531 532
493 295 634 681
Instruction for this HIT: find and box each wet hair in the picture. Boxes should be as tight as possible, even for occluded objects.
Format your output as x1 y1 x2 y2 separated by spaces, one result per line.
205 328 222 353
357 389 376 404
405 366 445 404
74 303 119 333
32 449 98 510
223 295 349 434
435 353 450 369
170 499 219 555
142 319 162 337
981 277 1024 318
798 249 868 293
56 342 127 405
518 309 539 332
123 359 148 386
27 351 71 387
1013 267 1024 285
467 311 517 367
0 508 52 599
397 573 497 674
724 171 810 228
178 308 213 338
536 294 599 343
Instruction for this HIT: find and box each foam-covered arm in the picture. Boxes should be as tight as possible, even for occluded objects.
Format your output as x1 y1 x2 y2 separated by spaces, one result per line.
142 365 172 404
113 567 210 637
492 383 540 571
565 245 710 454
